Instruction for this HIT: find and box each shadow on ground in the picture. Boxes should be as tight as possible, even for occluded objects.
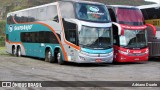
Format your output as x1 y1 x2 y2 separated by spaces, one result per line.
149 57 160 62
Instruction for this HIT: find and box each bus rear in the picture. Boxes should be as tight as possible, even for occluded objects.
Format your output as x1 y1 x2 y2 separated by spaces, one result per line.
107 5 149 62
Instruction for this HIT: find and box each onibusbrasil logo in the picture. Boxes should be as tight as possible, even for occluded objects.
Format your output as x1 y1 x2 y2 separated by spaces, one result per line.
89 6 99 12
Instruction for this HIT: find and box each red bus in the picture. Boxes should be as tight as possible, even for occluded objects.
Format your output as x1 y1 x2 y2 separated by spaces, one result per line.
107 5 153 62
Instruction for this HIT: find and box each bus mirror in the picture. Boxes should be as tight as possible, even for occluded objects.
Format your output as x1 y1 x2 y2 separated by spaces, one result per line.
146 24 156 36
120 36 127 46
53 15 59 22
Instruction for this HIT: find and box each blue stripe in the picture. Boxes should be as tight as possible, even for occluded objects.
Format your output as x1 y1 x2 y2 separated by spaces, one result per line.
81 48 113 54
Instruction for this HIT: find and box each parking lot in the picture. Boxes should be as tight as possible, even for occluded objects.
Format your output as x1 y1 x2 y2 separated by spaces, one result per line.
0 54 159 90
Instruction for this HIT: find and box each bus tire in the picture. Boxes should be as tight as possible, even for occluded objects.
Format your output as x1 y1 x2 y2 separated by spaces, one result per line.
16 47 21 57
57 50 65 65
12 46 16 56
45 49 54 63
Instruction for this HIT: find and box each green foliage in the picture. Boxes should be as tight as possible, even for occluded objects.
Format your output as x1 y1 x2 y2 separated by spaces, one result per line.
0 20 6 46
0 20 6 35
0 37 5 47
0 46 7 55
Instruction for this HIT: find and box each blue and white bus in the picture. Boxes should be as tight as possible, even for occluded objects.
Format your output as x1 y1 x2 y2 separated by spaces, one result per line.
6 0 113 64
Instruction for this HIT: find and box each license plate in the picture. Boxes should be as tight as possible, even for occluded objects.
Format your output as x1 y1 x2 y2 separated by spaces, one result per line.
96 59 102 62
135 58 139 60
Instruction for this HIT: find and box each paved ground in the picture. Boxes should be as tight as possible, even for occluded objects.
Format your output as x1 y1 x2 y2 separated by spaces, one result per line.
0 55 159 90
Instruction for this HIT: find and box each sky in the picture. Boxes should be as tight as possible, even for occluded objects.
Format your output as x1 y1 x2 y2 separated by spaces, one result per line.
145 0 160 4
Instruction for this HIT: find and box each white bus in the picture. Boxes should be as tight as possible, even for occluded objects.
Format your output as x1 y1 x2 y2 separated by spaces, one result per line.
138 4 159 57
6 0 113 64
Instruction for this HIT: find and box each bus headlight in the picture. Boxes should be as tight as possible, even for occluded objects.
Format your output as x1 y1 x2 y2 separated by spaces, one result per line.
118 50 128 55
145 49 149 54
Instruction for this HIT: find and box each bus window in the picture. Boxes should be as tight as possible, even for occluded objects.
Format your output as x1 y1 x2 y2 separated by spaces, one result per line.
108 8 117 22
21 31 59 44
141 9 149 20
76 3 110 23
79 26 112 49
6 34 9 41
120 30 147 48
7 15 13 24
144 8 160 20
63 20 78 45
116 8 144 26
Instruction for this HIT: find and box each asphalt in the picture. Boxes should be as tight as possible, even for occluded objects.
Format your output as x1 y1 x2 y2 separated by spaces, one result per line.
0 55 159 90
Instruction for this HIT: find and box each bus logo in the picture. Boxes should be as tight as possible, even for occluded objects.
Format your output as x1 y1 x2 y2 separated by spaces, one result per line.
89 6 99 12
9 25 13 32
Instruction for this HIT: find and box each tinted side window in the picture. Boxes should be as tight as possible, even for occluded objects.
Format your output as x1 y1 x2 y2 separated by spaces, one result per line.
63 19 78 45
108 8 117 22
7 15 14 24
141 9 149 20
112 24 120 46
6 34 9 41
21 31 59 44
144 8 160 20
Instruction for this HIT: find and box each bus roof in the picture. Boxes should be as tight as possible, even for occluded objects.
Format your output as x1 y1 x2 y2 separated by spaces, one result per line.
8 0 105 16
61 0 104 5
106 5 137 9
7 2 58 15
138 4 160 9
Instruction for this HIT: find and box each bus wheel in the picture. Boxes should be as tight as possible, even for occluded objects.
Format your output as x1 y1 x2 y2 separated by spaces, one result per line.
12 46 16 56
57 50 65 65
17 47 21 57
45 49 54 63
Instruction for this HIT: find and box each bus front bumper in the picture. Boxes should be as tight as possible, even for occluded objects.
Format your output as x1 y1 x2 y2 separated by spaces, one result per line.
76 51 113 63
114 52 149 62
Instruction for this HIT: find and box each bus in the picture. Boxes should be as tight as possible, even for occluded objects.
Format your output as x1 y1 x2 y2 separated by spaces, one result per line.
6 0 113 64
107 5 149 62
138 4 159 57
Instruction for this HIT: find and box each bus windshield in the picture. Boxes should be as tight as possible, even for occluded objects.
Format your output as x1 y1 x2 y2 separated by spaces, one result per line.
117 8 144 26
76 3 111 23
79 26 112 50
120 30 147 49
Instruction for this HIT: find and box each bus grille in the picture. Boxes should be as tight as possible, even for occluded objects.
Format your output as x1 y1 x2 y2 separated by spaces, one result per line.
148 42 160 57
128 53 146 56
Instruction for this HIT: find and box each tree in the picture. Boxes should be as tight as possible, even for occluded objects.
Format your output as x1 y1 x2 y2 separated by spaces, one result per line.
0 20 6 36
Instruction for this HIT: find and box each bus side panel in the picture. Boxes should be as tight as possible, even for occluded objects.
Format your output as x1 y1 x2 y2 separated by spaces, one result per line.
6 23 63 58
147 25 160 57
